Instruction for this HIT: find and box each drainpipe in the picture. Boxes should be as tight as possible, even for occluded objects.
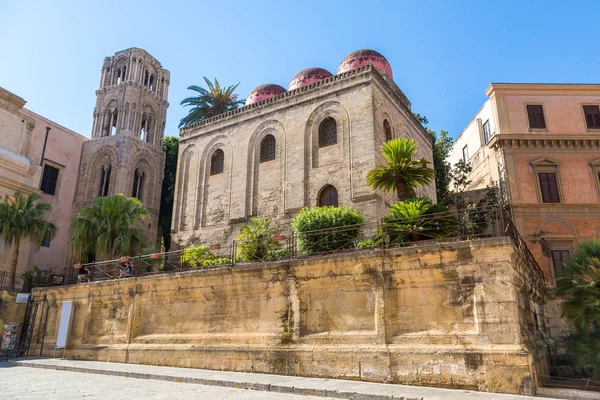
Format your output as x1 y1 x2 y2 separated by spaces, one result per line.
39 127 50 166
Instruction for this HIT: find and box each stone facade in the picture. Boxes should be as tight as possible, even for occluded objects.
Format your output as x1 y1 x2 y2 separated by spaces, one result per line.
0 87 87 281
74 48 169 248
29 237 548 395
173 64 434 247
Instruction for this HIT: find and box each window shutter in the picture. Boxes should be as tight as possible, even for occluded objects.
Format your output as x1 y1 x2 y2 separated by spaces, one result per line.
527 105 546 129
538 173 560 203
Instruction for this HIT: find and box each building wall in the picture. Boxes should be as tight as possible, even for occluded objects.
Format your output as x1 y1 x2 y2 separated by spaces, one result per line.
173 66 434 247
447 83 600 297
29 237 547 395
0 87 86 283
23 110 87 274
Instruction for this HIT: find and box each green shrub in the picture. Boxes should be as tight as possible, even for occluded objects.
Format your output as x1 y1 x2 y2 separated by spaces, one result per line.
383 198 456 244
236 217 278 260
357 238 382 249
267 247 289 259
181 244 214 268
203 257 231 267
291 206 364 254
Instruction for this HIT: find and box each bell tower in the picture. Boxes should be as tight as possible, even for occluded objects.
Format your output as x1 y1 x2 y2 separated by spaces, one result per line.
74 48 170 247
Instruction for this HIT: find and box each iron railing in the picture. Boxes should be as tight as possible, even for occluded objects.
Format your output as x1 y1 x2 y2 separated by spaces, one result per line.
65 203 544 285
539 374 600 392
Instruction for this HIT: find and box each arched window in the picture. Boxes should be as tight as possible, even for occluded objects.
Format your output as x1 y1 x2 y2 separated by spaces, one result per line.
132 168 145 201
383 119 392 142
210 149 224 175
318 185 338 207
260 134 276 162
97 164 112 197
318 117 337 148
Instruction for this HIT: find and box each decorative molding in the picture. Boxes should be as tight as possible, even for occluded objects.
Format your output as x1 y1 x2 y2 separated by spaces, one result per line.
489 134 600 151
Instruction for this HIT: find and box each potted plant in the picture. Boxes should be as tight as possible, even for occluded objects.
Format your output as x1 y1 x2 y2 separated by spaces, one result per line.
149 253 160 260
209 243 221 250
73 263 82 269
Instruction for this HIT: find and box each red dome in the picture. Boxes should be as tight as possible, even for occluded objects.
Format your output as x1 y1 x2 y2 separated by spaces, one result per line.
337 49 393 79
245 84 286 105
288 67 333 90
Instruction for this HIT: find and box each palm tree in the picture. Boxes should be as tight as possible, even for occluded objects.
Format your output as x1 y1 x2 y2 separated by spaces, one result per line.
70 194 148 262
554 239 600 378
0 192 56 288
382 198 456 243
178 77 245 128
366 138 435 200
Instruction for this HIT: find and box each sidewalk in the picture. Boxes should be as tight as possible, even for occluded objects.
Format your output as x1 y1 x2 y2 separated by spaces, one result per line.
9 358 558 400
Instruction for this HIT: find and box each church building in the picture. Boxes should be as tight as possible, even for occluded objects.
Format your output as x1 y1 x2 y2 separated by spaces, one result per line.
173 49 434 246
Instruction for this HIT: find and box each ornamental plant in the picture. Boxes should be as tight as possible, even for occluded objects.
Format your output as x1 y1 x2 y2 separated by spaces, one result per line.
236 217 278 261
291 206 364 254
181 244 214 268
382 198 456 244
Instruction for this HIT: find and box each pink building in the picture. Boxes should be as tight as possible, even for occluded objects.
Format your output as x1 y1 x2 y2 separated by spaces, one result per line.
0 87 87 286
449 83 600 293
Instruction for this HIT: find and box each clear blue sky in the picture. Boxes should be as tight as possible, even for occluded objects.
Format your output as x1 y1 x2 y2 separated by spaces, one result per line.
2 0 599 140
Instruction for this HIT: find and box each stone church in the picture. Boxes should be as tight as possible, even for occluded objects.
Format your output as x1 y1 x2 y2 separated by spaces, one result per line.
172 49 435 247
73 48 170 244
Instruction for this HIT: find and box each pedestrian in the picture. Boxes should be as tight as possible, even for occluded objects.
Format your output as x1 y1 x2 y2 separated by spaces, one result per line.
77 266 92 283
119 259 134 278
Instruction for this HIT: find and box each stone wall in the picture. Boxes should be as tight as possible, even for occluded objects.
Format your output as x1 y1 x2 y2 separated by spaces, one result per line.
29 237 548 395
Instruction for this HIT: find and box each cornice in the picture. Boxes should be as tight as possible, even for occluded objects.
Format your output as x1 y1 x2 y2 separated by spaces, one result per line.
486 83 600 97
489 134 600 150
179 65 417 140
0 87 26 113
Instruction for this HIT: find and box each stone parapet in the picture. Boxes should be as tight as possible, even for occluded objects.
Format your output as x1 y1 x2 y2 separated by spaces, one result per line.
29 237 548 395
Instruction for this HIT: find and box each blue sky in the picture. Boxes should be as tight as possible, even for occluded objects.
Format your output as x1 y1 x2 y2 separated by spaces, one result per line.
1 0 599 140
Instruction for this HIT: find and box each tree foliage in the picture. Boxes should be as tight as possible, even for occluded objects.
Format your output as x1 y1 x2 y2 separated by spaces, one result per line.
0 192 56 288
70 194 148 262
413 113 452 203
367 138 435 200
382 198 456 243
236 217 278 261
292 206 364 254
178 77 245 128
158 136 179 251
554 239 600 379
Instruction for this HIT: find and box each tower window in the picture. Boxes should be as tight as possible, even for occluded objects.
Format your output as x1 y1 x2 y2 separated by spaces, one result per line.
210 149 224 175
132 169 145 201
140 114 152 142
98 165 112 197
41 231 52 248
110 109 118 136
260 134 276 162
383 119 392 142
40 164 59 196
318 117 337 148
318 185 338 207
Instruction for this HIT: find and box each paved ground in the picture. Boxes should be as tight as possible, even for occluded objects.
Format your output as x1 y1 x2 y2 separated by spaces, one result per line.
2 358 561 400
0 363 337 400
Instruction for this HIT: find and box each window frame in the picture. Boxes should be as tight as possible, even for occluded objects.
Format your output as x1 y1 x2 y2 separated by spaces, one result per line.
482 120 492 144
462 145 469 163
318 117 337 148
525 104 547 131
40 161 62 196
531 158 563 204
318 185 339 207
590 159 600 201
582 104 600 130
210 149 225 176
41 230 52 248
259 134 276 163
383 119 392 142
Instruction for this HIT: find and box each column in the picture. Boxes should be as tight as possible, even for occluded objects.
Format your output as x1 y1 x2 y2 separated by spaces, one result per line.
91 113 97 137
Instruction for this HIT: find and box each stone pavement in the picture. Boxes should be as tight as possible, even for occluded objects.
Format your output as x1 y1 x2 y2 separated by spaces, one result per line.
6 358 560 400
